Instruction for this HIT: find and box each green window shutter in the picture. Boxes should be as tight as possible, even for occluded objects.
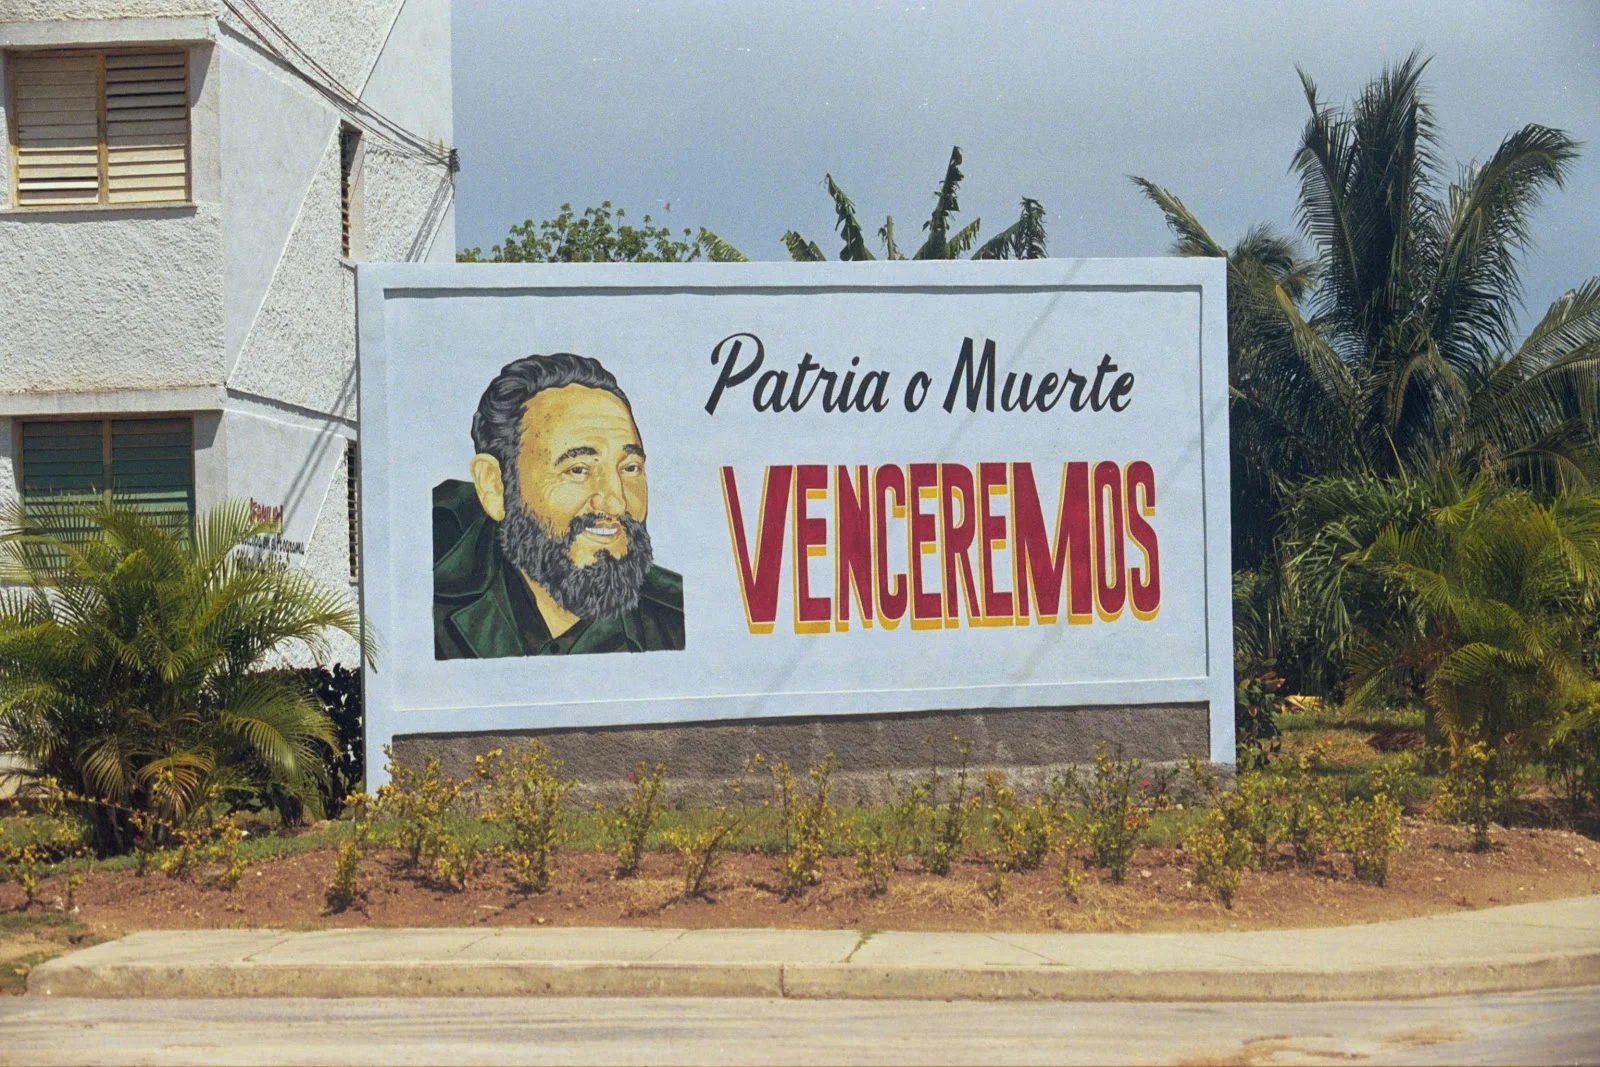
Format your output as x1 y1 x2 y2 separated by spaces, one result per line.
20 420 105 506
110 418 193 534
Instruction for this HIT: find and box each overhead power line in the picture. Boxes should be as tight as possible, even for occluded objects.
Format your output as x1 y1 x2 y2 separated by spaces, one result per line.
219 0 456 170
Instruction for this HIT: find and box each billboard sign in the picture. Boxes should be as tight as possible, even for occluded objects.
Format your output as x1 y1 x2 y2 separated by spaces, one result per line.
356 260 1233 777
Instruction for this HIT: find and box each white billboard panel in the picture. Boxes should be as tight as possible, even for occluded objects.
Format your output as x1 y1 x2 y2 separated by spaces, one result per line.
356 260 1233 777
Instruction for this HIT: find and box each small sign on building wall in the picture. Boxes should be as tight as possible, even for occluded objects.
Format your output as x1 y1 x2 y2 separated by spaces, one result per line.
356 260 1233 779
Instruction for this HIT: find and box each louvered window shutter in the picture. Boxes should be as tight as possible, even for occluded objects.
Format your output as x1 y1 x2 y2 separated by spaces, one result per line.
110 418 194 534
8 49 189 207
9 54 101 207
20 421 106 506
104 51 189 204
20 419 194 537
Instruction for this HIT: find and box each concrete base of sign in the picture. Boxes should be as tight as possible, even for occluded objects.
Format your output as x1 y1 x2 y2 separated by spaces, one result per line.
391 703 1215 805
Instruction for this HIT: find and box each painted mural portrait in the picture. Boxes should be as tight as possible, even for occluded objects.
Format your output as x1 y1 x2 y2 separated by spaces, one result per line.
432 353 685 658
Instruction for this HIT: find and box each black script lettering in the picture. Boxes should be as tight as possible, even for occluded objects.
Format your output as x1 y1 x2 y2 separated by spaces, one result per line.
1089 354 1118 412
1109 372 1135 412
706 332 765 414
905 371 932 411
943 337 997 413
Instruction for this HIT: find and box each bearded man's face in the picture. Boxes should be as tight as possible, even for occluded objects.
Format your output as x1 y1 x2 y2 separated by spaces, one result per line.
495 385 654 617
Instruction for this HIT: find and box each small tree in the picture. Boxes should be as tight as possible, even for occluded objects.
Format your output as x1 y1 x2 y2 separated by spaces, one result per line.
0 500 369 854
458 201 724 263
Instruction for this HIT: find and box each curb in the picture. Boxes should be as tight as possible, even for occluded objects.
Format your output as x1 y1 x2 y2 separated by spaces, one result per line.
28 950 1600 1002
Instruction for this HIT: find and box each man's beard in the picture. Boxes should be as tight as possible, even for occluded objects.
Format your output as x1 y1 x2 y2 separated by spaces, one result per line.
497 500 654 620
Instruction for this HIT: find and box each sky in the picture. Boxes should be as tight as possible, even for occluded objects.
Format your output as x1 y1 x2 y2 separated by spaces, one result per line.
451 0 1600 322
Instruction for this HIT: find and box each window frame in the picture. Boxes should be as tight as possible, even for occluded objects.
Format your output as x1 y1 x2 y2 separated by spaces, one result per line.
4 45 193 210
13 414 198 530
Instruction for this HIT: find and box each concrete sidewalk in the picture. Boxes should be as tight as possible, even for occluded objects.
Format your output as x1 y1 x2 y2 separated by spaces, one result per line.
26 895 1600 1002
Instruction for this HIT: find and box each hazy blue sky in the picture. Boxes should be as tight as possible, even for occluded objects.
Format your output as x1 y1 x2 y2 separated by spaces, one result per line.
452 1 1599 320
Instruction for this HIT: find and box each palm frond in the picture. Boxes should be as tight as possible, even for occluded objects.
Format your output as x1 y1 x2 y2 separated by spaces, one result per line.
782 230 826 262
698 228 748 262
825 175 875 261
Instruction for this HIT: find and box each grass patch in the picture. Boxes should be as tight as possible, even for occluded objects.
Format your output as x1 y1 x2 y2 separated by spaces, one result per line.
1 950 62 996
0 911 82 934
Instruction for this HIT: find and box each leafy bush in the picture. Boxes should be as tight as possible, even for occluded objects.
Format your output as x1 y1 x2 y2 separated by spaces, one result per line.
1340 792 1403 886
1435 741 1519 851
0 500 368 855
1548 725 1600 823
0 781 89 908
769 753 836 898
912 736 977 876
303 665 365 819
325 793 372 912
1185 757 1280 873
1280 749 1339 866
982 771 1055 872
477 740 575 893
603 761 667 878
847 773 925 896
665 758 758 899
1063 743 1171 883
1234 659 1285 767
1184 810 1251 908
372 751 476 887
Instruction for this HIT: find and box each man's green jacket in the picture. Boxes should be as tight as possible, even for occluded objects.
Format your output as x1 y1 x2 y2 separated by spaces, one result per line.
431 479 685 659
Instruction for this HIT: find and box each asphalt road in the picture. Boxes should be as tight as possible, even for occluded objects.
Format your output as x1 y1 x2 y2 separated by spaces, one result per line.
2 987 1598 1066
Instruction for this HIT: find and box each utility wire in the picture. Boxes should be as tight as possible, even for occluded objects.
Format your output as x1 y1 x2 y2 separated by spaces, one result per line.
219 0 456 170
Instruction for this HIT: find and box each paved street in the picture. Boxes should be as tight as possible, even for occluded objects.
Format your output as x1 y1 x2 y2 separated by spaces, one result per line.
3 987 1598 1066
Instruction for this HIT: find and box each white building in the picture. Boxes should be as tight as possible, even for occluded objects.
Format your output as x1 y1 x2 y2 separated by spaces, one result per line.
0 0 454 623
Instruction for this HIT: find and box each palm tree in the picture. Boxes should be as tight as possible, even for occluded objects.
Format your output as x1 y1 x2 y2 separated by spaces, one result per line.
1343 477 1600 751
1272 472 1600 753
0 500 370 853
1135 53 1600 564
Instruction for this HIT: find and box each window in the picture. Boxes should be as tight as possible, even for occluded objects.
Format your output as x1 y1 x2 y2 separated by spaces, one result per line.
19 418 195 534
346 439 359 580
338 123 362 258
5 49 190 208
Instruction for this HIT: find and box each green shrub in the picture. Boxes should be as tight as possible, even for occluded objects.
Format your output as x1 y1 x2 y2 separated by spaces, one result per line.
911 737 977 876
982 771 1055 872
325 793 372 912
0 500 367 855
604 761 668 878
1548 725 1600 822
665 757 758 899
373 750 475 887
1184 810 1251 908
846 773 925 896
477 740 575 894
1064 744 1170 883
1280 750 1338 867
769 754 836 899
1435 741 1518 851
1340 792 1403 886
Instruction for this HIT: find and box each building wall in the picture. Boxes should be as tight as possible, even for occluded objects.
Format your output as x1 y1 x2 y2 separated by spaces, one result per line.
0 36 226 395
0 0 453 632
0 1 213 20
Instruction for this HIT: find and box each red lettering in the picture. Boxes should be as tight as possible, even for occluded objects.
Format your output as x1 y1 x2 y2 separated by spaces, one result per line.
939 463 981 625
977 462 1014 623
1093 461 1127 621
721 465 792 633
873 464 908 628
907 462 942 628
1126 461 1161 620
834 464 874 629
1011 462 1092 624
793 464 831 633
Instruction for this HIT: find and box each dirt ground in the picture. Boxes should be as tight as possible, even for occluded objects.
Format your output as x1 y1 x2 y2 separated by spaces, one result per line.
3 821 1596 948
